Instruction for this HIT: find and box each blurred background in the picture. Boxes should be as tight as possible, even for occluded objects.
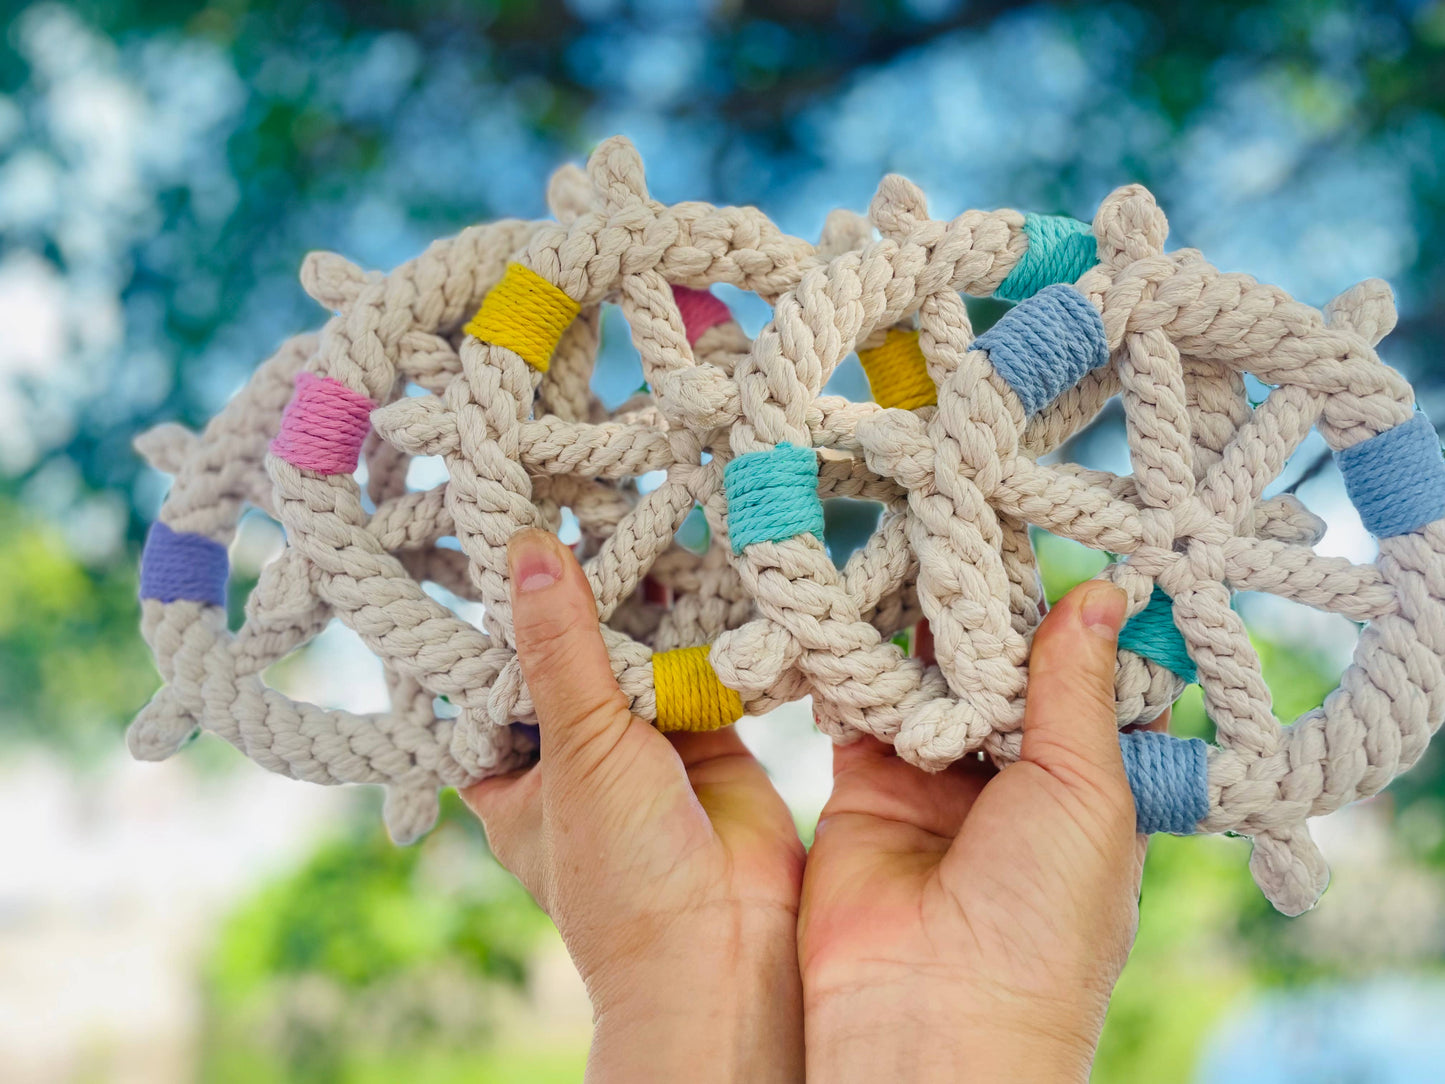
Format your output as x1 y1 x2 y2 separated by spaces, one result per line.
2 0 1445 1080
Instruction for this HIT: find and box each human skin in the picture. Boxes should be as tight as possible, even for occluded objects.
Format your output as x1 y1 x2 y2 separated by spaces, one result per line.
463 528 807 1082
465 528 1149 1082
798 582 1154 1082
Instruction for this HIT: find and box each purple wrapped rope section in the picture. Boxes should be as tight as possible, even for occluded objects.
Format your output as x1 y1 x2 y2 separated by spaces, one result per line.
139 521 229 608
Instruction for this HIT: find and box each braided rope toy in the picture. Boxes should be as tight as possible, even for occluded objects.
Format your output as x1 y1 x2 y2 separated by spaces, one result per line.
133 137 1445 915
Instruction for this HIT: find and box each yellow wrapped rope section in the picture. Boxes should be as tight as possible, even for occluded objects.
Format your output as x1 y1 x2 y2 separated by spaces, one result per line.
857 328 936 410
652 645 745 732
463 262 580 373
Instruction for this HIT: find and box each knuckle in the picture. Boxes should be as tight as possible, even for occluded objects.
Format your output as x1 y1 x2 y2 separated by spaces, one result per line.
1037 751 1137 836
516 611 585 672
552 693 634 761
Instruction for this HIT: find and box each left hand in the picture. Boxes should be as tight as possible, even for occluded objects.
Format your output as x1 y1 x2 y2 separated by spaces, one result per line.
462 528 805 1083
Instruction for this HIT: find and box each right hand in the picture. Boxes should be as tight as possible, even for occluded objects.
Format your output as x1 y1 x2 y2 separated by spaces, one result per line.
797 581 1154 1082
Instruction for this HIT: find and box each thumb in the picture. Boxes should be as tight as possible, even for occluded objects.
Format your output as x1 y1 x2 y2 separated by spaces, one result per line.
507 527 637 782
1021 579 1129 788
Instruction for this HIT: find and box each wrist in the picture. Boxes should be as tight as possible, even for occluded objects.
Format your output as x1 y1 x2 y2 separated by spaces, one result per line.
584 904 803 1082
804 976 1101 1083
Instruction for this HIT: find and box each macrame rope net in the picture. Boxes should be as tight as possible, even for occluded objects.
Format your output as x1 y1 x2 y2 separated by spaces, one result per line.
132 137 1445 916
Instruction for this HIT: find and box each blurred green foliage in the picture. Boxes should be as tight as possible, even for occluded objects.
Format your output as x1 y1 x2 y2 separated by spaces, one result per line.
200 792 570 1081
0 498 156 756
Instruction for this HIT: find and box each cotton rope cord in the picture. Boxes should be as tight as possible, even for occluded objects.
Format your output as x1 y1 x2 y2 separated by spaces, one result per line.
130 136 1445 915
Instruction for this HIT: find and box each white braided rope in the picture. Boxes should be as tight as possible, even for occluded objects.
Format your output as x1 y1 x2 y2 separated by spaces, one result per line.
133 137 1442 914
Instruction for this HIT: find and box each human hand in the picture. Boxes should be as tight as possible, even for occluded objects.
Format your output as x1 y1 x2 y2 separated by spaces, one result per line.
797 580 1149 1083
462 529 805 1082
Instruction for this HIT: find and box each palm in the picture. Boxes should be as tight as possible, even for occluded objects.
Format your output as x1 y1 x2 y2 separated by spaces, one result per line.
799 739 984 987
799 735 1144 1006
478 720 804 949
660 727 807 916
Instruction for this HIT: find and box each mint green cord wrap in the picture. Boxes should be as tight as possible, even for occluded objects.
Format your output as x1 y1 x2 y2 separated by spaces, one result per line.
995 213 1099 302
723 442 824 553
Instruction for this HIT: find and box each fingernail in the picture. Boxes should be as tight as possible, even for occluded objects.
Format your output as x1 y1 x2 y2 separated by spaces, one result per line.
1080 583 1127 639
508 529 563 594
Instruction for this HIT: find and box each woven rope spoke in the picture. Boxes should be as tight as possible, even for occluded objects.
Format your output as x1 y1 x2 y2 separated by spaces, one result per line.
1198 383 1325 527
1223 535 1397 621
1116 325 1196 512
993 460 1142 553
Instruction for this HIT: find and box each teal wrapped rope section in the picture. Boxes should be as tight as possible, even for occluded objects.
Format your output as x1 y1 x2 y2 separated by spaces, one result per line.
971 284 1108 416
1336 412 1445 538
723 442 824 554
1119 730 1209 835
1117 586 1197 683
995 213 1099 302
